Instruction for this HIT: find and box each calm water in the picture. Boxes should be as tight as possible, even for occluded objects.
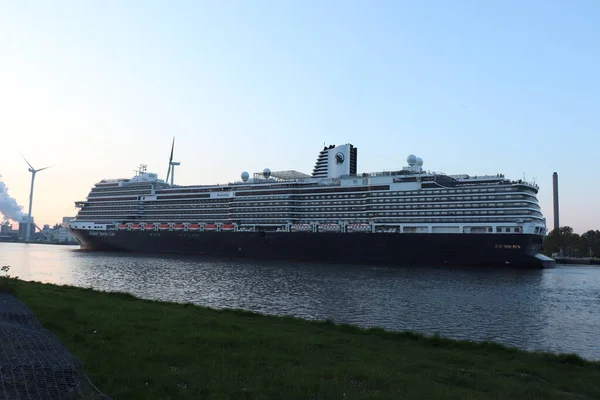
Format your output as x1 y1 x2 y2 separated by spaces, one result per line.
2 242 599 360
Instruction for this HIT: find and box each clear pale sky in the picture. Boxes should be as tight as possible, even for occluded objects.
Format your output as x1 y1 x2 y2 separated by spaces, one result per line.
0 1 598 232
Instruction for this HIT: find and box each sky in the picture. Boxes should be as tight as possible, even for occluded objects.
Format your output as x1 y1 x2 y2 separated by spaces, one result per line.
0 0 599 232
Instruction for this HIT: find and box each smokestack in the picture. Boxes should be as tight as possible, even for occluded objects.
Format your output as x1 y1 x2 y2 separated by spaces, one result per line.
552 172 559 231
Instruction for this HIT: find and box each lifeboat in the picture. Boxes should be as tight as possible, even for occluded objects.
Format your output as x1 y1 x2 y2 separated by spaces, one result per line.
347 224 371 232
143 223 156 231
204 224 217 231
173 223 185 231
157 223 170 230
220 223 235 231
130 223 142 230
291 224 312 232
188 223 201 231
117 223 128 230
318 224 341 232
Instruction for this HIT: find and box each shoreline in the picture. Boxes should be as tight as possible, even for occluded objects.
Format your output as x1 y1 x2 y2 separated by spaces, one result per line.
553 256 600 265
7 279 600 399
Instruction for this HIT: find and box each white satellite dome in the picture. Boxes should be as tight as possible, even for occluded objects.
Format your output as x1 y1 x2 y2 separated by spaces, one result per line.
416 157 423 167
407 154 417 166
241 171 249 182
263 168 271 179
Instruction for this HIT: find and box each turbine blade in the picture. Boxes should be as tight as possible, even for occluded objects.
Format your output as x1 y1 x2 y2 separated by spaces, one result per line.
20 153 35 170
166 137 175 182
36 165 54 172
169 137 175 163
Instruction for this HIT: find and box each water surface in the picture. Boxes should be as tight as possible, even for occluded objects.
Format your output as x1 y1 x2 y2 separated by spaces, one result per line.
2 242 599 360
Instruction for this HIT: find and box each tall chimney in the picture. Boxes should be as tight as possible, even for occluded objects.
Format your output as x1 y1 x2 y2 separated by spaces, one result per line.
552 172 559 231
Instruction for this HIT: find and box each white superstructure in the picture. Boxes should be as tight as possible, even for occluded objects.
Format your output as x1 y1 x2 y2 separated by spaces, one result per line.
70 144 547 236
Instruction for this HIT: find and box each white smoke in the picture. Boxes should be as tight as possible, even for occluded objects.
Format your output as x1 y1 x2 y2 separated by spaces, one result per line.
0 175 24 222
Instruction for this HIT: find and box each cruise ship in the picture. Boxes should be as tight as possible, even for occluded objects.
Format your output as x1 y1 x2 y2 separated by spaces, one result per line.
68 142 555 268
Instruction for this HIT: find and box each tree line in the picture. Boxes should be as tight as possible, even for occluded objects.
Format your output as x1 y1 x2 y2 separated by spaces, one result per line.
543 227 600 258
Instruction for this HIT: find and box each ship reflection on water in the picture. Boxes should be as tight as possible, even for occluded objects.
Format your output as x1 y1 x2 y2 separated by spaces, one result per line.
1 242 599 361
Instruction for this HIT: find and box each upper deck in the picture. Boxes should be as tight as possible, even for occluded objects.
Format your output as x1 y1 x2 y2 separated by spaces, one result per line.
72 143 546 236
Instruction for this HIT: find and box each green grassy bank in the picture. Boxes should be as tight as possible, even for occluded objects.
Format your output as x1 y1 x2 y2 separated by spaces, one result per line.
6 279 600 399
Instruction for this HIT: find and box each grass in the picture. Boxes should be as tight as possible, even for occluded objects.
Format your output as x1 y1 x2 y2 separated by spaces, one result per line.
6 279 599 399
0 265 18 294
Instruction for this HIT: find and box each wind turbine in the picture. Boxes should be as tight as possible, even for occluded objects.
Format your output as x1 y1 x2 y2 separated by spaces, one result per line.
165 137 180 186
21 154 52 241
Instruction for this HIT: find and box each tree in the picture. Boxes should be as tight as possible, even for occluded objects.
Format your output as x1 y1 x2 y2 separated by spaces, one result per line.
579 230 600 257
593 241 600 258
544 229 559 255
580 230 600 257
543 226 581 257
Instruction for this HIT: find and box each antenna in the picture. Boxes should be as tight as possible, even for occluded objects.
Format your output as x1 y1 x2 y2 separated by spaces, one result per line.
20 153 53 242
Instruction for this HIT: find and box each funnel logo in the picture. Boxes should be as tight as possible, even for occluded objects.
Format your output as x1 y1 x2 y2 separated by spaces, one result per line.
334 152 345 165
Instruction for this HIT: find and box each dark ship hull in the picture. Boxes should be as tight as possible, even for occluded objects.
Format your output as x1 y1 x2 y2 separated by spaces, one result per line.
69 229 555 268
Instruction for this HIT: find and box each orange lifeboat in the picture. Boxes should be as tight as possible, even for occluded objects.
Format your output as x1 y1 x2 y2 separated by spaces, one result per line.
221 224 233 231
220 223 235 231
188 223 201 231
173 223 185 230
204 224 217 231
130 223 142 230
143 223 156 230
117 223 128 230
158 223 170 230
